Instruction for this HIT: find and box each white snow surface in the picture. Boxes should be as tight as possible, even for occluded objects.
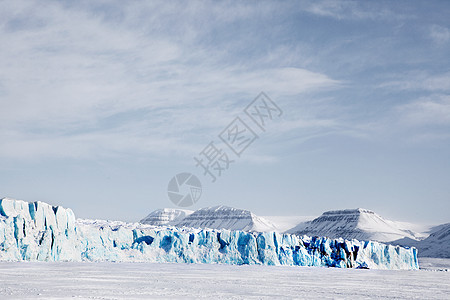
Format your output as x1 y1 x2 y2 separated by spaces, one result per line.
419 257 450 271
0 261 448 299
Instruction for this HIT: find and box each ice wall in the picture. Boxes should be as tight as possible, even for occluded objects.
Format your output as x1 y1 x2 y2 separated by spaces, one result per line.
0 198 80 261
0 198 418 269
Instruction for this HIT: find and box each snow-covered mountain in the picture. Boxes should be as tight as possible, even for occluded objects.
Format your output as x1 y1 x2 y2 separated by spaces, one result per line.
288 208 423 243
284 208 450 258
392 223 450 258
140 208 193 226
174 205 277 232
417 223 450 258
262 215 315 233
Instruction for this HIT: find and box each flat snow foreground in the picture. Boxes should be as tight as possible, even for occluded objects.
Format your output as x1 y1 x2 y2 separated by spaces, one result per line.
0 261 448 299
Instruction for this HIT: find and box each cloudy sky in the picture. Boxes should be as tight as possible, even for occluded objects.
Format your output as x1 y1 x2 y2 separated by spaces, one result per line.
1 0 449 223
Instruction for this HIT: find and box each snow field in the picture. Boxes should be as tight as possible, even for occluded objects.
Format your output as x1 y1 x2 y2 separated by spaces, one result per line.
0 261 448 299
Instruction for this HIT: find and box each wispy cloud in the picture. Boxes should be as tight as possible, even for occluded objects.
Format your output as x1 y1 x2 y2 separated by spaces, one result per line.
300 0 405 21
379 72 450 92
1 0 448 162
396 95 450 127
1 1 450 222
429 24 450 44
0 1 340 160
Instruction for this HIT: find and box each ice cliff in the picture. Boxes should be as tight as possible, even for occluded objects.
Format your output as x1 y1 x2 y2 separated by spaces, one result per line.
0 198 79 261
0 198 418 270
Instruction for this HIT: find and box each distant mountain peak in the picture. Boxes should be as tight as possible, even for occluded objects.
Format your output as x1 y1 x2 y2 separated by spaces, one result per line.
323 208 374 215
141 205 276 232
289 208 421 243
176 205 277 232
140 208 193 226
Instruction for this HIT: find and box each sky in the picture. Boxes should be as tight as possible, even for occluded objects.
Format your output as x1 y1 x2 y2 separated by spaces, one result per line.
1 0 449 224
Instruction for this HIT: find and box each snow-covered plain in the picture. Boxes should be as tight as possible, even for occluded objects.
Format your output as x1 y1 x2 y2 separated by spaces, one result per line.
0 261 448 299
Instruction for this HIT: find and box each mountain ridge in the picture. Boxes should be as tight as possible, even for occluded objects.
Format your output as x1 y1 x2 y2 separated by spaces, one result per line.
174 205 277 232
138 205 449 258
287 207 424 242
391 223 450 258
140 208 193 226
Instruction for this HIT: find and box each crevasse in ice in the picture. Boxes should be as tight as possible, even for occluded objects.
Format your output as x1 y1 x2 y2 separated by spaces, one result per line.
0 198 418 269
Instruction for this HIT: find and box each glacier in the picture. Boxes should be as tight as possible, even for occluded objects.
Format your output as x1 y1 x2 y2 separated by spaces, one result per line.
0 198 418 269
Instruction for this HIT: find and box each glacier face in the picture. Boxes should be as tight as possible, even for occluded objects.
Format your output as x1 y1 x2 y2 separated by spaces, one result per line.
0 198 418 269
0 198 80 261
